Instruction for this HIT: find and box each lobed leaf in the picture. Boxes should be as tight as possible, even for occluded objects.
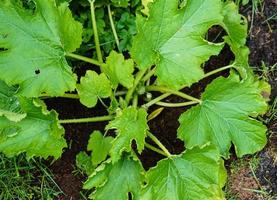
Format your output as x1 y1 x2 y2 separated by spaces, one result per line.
131 0 248 89
77 71 112 108
84 155 145 200
102 51 135 89
0 0 82 97
141 145 226 200
87 131 113 166
178 73 268 158
106 107 148 163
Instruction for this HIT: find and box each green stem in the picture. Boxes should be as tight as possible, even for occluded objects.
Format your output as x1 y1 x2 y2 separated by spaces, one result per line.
107 4 120 49
126 69 148 104
59 115 113 124
145 143 167 157
146 86 202 104
115 91 127 96
132 94 138 108
66 52 102 66
143 93 171 108
203 65 234 78
147 132 172 157
155 101 198 107
142 67 156 82
90 0 103 63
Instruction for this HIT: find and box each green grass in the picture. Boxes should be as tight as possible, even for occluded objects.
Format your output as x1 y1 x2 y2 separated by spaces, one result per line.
0 154 62 200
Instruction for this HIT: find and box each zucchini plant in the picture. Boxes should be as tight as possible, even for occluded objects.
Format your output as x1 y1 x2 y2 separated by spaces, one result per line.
0 0 270 199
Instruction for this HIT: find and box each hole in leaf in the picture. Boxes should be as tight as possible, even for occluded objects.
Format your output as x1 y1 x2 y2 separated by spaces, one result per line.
128 192 132 200
204 45 235 75
0 47 8 52
21 0 36 11
206 25 227 43
35 69 40 75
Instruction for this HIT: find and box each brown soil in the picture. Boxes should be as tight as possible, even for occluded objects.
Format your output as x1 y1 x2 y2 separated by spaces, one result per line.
228 167 260 200
43 1 276 199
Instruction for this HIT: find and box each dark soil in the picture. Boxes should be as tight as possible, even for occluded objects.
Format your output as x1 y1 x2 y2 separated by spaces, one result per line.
44 1 276 199
227 0 277 199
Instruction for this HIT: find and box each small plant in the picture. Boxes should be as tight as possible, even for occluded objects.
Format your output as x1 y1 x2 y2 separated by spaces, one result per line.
0 0 271 199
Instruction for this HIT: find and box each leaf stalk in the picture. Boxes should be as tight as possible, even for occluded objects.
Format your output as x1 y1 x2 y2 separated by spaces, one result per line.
65 53 102 66
126 69 148 104
59 115 113 124
145 143 168 157
90 0 103 63
146 86 202 104
147 132 172 157
107 4 120 49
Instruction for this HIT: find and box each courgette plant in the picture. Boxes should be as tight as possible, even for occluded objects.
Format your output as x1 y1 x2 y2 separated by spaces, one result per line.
0 0 270 199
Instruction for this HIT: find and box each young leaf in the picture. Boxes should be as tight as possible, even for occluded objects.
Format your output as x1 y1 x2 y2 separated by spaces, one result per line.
140 145 226 200
77 71 112 108
131 0 225 89
0 99 66 159
102 51 134 89
0 81 26 122
0 0 82 97
84 155 145 200
178 74 268 158
106 107 148 163
76 152 95 175
87 131 113 166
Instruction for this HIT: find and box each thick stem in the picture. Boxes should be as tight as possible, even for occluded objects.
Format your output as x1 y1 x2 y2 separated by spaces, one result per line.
155 101 198 107
66 53 102 66
107 4 120 49
147 132 172 157
146 86 202 104
90 0 103 63
145 143 167 157
125 69 148 104
203 65 233 78
143 93 171 108
142 67 156 82
132 94 138 108
59 115 113 124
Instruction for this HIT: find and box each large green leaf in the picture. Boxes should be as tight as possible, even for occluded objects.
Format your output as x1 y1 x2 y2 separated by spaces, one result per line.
84 155 145 200
87 131 113 166
131 0 224 89
106 107 148 163
102 51 134 89
0 98 66 159
178 74 268 158
77 71 111 108
0 0 82 97
141 145 226 200
0 81 26 122
131 0 247 89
